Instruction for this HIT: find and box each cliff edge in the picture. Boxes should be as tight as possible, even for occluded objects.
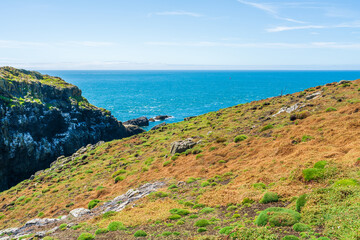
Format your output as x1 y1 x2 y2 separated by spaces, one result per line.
0 67 143 191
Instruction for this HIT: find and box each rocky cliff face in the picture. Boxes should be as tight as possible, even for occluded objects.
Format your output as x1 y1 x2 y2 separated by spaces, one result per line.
0 67 143 191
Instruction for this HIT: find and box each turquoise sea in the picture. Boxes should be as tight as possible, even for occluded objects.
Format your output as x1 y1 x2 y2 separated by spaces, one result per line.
41 70 360 130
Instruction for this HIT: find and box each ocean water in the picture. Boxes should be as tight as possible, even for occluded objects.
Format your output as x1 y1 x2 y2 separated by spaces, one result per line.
41 70 360 130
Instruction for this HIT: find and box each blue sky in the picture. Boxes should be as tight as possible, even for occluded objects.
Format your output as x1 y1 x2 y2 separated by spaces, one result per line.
1 0 360 70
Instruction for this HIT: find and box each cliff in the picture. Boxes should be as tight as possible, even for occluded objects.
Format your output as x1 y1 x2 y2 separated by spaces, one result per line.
0 67 143 191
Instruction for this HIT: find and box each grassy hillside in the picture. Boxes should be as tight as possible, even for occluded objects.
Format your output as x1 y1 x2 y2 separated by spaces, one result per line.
1 79 360 239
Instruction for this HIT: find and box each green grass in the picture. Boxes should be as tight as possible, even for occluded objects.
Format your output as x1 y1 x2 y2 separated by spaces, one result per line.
259 192 279 204
194 219 211 227
134 230 147 237
234 135 248 143
88 199 100 209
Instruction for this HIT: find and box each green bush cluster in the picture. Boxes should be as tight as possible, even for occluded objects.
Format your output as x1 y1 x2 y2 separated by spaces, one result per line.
95 228 109 235
282 236 299 240
170 208 190 216
260 124 274 132
234 135 248 143
296 194 307 212
333 179 359 187
293 223 311 232
302 160 328 181
88 199 100 209
325 107 337 112
77 233 95 240
108 221 126 231
134 230 147 237
194 219 211 227
255 207 301 227
259 192 279 204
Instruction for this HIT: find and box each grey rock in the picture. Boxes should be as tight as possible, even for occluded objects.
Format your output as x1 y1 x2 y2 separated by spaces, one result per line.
339 80 351 84
23 218 59 228
154 115 172 121
170 138 197 154
123 117 149 127
69 208 91 218
150 122 167 131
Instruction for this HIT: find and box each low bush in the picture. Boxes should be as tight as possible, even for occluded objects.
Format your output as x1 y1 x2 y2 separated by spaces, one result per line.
77 233 95 240
293 223 311 232
314 160 328 169
194 219 211 227
260 124 274 132
255 207 300 227
282 236 299 240
259 192 279 204
95 228 109 235
253 182 266 190
134 230 147 237
325 107 337 112
197 227 207 233
219 226 234 235
296 194 307 212
200 207 214 214
88 199 100 209
114 175 125 183
59 223 67 230
234 135 248 143
333 179 359 187
303 168 324 181
168 214 181 220
170 208 190 216
108 221 126 231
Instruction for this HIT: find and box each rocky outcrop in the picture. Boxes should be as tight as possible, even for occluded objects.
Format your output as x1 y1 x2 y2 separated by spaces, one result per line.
170 138 197 154
123 116 149 127
0 67 144 191
150 122 167 131
154 115 172 121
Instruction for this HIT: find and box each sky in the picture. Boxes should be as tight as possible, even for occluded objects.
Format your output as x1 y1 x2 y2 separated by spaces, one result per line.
1 0 360 70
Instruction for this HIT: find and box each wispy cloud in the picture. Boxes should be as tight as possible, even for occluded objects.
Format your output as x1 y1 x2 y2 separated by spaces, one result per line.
146 41 360 49
237 0 306 23
0 40 115 48
150 11 202 17
267 21 360 32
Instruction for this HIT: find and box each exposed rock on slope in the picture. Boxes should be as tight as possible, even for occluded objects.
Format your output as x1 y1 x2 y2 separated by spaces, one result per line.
0 67 143 191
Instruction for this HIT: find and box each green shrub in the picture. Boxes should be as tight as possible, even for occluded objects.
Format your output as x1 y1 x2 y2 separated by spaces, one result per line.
302 168 324 181
112 169 127 178
296 194 307 212
314 160 328 169
317 238 331 240
242 198 254 204
173 231 180 236
59 223 68 230
162 231 172 236
293 223 311 232
301 135 313 142
189 214 199 218
168 184 178 189
102 211 116 219
253 182 266 190
333 179 359 187
197 227 207 233
255 207 301 227
219 226 234 235
95 228 109 235
282 236 299 240
88 199 100 209
176 219 185 225
325 107 337 112
170 208 190 216
226 206 237 211
114 175 125 183
163 161 172 167
85 170 93 174
234 135 248 143
184 201 194 207
77 233 95 240
108 221 125 231
186 177 196 183
259 192 279 204
232 214 241 219
200 207 214 214
71 225 82 230
201 181 210 187
260 124 273 132
168 214 182 220
194 219 211 227
134 230 147 237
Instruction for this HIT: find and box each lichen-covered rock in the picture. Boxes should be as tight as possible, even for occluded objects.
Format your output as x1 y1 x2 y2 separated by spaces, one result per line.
170 138 197 154
69 208 91 218
0 67 144 190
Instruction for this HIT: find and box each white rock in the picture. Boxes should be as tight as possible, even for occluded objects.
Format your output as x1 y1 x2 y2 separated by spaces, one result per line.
69 208 90 218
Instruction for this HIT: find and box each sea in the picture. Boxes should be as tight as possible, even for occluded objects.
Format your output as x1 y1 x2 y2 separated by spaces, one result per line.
41 70 360 130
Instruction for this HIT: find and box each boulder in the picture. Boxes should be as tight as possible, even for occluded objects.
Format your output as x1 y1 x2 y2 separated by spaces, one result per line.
123 116 149 127
150 122 167 131
184 116 196 121
154 115 172 121
170 138 197 154
149 118 155 122
69 208 91 218
339 80 351 85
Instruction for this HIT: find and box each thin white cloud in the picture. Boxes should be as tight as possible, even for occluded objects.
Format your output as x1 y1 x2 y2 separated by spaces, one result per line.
267 21 360 32
267 25 325 32
0 40 115 48
237 0 306 23
146 41 360 49
150 11 202 17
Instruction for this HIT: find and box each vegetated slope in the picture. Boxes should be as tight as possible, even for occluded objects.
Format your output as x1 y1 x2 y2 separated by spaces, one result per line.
1 79 360 239
0 67 143 191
